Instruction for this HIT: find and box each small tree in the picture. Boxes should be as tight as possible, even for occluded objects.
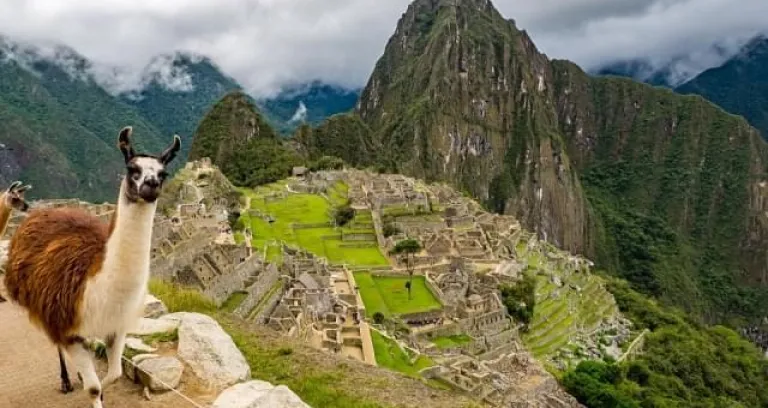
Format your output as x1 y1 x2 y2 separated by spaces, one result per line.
334 204 355 227
228 210 242 231
390 239 422 300
383 222 400 238
372 312 385 325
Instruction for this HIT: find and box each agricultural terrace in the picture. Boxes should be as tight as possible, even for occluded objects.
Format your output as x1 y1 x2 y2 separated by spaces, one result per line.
238 181 388 266
431 334 472 349
354 272 443 317
522 271 619 358
370 330 435 378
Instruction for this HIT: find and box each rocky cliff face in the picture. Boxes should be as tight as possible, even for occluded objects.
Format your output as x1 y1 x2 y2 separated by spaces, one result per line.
355 0 590 255
310 0 768 323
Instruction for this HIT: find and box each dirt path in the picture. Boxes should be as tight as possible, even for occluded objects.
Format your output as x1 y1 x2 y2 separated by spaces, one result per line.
0 285 215 408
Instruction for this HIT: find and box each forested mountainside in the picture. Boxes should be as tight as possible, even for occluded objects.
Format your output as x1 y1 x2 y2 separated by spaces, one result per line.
0 36 353 201
675 35 768 141
260 80 361 133
595 35 768 143
0 39 166 202
299 0 768 325
188 91 301 188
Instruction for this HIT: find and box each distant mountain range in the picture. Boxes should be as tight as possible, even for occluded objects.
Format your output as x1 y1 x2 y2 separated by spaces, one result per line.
595 35 768 140
0 35 358 201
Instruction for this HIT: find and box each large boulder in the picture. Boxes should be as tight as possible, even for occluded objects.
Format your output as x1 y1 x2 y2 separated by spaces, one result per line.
129 316 181 336
212 380 310 408
170 312 251 388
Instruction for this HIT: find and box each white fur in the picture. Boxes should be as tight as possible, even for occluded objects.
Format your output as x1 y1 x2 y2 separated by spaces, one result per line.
79 181 156 338
70 175 159 407
133 156 164 186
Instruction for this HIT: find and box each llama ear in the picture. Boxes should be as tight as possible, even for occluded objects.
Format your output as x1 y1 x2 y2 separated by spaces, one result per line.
7 181 22 193
118 126 136 164
16 184 32 193
159 135 182 165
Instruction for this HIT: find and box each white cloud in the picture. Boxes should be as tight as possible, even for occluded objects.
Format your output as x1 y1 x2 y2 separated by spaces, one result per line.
0 0 766 96
289 102 308 123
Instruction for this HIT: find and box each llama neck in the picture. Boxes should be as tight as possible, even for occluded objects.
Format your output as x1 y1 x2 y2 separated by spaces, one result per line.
103 182 157 281
0 195 11 238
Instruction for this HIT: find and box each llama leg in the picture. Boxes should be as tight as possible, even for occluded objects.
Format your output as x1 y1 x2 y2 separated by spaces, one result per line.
58 347 74 394
102 332 125 387
64 343 103 408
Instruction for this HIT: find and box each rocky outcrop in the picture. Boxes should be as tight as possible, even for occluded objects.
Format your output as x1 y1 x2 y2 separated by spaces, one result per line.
144 294 168 318
171 312 251 388
212 380 310 408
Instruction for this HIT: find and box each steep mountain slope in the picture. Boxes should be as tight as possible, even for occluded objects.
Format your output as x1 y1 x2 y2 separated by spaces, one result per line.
306 0 768 324
595 59 675 88
120 53 248 158
260 81 360 133
188 91 300 187
0 39 167 202
676 35 768 140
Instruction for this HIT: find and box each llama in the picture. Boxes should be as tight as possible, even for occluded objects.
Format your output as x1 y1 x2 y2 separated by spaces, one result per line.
0 180 31 302
4 126 180 408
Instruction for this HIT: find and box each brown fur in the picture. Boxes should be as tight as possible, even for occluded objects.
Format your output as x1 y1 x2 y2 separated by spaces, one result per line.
0 204 11 238
4 207 108 344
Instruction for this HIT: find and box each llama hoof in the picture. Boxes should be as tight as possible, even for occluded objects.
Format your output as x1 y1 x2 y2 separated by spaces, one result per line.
59 380 74 394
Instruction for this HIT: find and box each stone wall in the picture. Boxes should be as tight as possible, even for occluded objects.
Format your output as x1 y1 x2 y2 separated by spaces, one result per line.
254 282 288 324
234 264 280 319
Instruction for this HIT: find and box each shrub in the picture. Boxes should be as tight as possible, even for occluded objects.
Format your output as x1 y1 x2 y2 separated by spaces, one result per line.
373 312 385 325
383 223 400 237
334 204 355 227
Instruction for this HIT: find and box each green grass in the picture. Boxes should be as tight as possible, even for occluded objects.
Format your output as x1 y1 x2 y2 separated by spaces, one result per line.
431 334 472 349
354 272 442 316
241 182 388 266
371 331 434 377
221 291 248 313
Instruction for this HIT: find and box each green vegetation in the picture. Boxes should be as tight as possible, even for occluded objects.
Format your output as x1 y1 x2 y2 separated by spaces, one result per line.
371 330 434 378
389 239 423 300
522 270 619 359
221 291 248 313
261 82 360 133
354 272 442 316
500 272 537 326
431 334 472 349
0 52 167 202
562 278 768 407
189 91 301 188
334 202 355 227
239 181 388 266
676 37 768 141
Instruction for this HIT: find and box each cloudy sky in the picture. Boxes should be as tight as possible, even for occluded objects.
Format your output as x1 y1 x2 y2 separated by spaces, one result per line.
1 0 766 96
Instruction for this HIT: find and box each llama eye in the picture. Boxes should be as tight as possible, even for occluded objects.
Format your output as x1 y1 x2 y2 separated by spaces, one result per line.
132 172 141 181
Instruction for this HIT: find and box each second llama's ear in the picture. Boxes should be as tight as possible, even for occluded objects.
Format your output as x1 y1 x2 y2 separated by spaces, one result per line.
7 181 22 192
159 135 182 165
118 126 136 164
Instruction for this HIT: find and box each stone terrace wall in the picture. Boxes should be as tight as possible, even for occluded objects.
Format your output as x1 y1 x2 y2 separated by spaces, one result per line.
234 264 280 319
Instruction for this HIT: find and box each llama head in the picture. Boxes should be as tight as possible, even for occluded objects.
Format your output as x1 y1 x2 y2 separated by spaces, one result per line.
3 181 31 212
117 126 181 204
